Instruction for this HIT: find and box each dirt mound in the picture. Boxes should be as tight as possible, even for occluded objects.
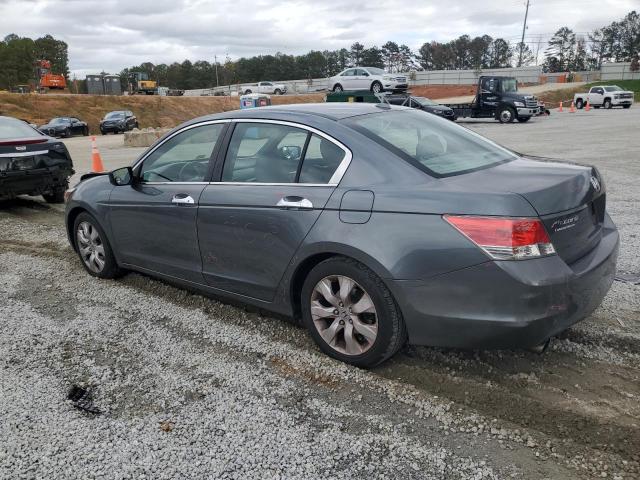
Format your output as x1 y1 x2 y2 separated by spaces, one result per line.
0 93 325 134
409 84 477 99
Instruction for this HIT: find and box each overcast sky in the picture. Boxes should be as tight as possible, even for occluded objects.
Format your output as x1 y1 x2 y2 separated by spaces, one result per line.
1 0 635 76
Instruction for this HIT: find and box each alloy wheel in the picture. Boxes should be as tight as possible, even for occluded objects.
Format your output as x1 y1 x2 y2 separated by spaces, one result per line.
500 109 513 122
310 275 378 355
76 221 106 273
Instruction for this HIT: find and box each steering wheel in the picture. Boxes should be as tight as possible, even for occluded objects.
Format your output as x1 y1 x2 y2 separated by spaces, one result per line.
178 161 206 181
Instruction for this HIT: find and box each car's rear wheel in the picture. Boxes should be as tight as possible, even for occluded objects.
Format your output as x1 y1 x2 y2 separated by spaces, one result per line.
73 212 122 279
371 81 382 94
244 89 252 94
575 98 584 109
301 257 406 368
498 106 516 123
333 84 343 92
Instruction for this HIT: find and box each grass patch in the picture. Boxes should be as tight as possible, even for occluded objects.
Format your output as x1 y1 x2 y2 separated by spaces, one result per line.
537 79 639 106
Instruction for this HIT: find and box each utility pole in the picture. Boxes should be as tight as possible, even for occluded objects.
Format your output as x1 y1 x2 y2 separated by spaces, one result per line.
518 0 530 67
214 55 219 87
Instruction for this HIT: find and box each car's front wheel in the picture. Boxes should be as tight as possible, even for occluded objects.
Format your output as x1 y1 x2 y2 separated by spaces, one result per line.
301 257 406 368
73 212 122 279
623 104 631 109
498 106 516 123
371 81 383 94
603 98 612 109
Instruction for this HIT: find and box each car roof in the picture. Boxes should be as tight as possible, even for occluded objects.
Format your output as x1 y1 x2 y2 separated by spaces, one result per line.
195 103 403 122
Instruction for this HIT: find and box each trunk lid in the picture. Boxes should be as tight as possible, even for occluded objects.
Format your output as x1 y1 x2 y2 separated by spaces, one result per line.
442 157 606 264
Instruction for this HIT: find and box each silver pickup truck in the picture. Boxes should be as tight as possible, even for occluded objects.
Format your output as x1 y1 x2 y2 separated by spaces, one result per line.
574 85 634 109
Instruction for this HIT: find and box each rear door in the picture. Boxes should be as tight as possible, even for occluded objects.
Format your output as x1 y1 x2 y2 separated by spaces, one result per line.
354 69 369 89
108 121 227 282
197 120 351 301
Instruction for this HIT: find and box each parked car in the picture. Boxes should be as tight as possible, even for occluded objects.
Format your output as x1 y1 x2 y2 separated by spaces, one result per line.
574 85 634 109
0 115 74 203
99 111 138 134
242 81 287 95
329 67 408 94
65 103 618 367
382 94 456 120
39 117 89 138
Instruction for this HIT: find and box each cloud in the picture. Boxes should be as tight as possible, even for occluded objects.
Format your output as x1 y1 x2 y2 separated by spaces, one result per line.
0 0 634 77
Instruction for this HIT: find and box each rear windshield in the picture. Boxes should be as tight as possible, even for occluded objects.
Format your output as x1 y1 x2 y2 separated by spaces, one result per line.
0 117 42 139
345 109 517 177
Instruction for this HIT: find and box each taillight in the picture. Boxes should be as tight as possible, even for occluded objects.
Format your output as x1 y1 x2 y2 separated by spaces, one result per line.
444 215 556 260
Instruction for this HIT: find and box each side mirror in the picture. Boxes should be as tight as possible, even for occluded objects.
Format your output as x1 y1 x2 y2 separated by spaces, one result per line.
109 166 134 186
280 145 302 161
362 72 369 77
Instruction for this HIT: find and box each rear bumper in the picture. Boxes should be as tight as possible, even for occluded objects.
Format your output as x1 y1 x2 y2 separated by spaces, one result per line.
0 167 73 197
391 214 619 349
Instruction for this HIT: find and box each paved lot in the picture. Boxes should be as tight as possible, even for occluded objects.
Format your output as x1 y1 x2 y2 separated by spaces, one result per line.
1 107 639 479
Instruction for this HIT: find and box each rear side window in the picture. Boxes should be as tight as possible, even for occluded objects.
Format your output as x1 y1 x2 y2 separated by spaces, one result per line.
346 110 517 177
221 122 346 184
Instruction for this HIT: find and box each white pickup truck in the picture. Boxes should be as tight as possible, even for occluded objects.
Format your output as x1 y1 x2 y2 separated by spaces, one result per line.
242 81 287 95
574 85 634 109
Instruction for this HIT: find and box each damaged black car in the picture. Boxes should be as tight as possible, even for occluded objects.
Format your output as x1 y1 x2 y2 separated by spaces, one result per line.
0 116 74 203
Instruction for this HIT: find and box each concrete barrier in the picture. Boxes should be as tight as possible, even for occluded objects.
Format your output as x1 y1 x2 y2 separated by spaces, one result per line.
124 127 171 147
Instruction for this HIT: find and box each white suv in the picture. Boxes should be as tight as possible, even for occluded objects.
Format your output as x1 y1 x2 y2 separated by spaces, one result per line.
328 67 408 93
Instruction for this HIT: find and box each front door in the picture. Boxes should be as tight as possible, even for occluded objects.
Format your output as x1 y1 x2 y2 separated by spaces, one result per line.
108 121 227 283
198 121 349 301
589 87 604 105
479 77 500 109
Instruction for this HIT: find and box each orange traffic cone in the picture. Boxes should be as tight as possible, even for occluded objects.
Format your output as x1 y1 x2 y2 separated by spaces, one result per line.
585 100 591 111
569 101 576 113
558 101 563 112
90 136 105 172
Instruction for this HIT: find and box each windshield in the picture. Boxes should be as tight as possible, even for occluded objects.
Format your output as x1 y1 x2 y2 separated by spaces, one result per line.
501 78 518 93
604 86 622 92
0 117 43 139
105 112 125 119
51 117 69 124
366 67 386 76
413 96 438 106
345 109 517 177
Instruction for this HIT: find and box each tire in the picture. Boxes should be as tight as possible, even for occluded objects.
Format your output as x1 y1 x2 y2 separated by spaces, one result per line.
274 88 282 95
498 106 516 123
603 98 612 109
517 116 531 123
300 256 407 368
73 212 123 279
623 104 631 109
332 84 343 93
244 89 252 94
575 98 584 109
64 127 71 138
82 127 89 136
371 81 383 94
42 189 65 204
100 129 106 135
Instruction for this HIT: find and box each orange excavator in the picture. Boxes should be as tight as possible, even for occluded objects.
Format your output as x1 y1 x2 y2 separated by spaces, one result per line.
34 60 67 92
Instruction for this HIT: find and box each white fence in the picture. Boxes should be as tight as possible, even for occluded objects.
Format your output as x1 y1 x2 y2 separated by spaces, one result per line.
601 62 640 80
183 63 635 96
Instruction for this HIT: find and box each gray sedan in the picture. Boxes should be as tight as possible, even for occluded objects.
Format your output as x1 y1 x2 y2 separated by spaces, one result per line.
64 103 619 367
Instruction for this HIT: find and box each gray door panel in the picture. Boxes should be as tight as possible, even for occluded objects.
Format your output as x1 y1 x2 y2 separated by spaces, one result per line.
109 183 206 282
197 184 334 301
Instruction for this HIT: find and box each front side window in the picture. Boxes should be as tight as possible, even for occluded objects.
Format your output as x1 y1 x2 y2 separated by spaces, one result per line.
140 123 224 182
501 79 518 93
366 67 385 76
221 122 346 184
346 109 517 177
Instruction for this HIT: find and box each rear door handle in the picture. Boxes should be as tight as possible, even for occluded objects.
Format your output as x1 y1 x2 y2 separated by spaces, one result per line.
276 196 313 210
172 193 195 206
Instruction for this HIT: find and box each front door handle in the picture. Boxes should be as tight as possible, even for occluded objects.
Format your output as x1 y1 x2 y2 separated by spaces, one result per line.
276 196 313 210
172 193 195 206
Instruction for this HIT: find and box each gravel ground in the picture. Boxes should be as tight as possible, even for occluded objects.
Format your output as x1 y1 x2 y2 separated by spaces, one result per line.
1 107 639 479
